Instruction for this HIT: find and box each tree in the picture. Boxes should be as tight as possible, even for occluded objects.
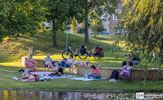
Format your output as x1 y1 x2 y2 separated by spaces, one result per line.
45 0 118 46
46 0 85 47
90 12 104 38
82 0 118 44
0 0 45 40
121 0 163 64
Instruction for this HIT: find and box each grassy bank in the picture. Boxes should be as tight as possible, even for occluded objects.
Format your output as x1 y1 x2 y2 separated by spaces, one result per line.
0 66 163 92
0 32 162 91
0 32 127 68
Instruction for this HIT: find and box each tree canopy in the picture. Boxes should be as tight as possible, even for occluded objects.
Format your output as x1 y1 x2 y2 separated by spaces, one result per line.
121 0 163 64
0 0 46 40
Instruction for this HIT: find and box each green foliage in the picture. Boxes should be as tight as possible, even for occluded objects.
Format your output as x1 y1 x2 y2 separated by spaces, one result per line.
0 0 46 39
70 17 77 33
90 12 104 38
0 31 127 67
121 0 163 65
66 0 119 43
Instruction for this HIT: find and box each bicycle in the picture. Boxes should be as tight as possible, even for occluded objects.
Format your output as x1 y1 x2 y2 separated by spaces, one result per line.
62 43 104 59
62 42 88 59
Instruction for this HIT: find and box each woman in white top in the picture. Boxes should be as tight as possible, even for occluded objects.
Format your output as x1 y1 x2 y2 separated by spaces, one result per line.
44 54 54 71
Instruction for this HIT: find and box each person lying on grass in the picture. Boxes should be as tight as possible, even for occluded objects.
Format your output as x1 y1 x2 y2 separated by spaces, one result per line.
85 65 101 79
16 69 39 82
44 54 55 71
73 60 90 67
25 55 37 72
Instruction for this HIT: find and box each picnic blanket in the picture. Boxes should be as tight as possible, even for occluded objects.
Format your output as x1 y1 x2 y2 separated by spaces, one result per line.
30 72 75 79
12 71 76 81
31 72 53 76
48 74 75 79
12 74 75 81
68 77 106 81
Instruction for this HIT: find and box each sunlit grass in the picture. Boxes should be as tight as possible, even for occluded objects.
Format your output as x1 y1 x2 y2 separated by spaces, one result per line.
0 62 23 67
0 32 128 68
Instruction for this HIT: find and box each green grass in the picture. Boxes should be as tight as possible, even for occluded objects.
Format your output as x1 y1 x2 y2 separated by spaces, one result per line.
0 66 163 92
0 31 128 68
0 31 162 91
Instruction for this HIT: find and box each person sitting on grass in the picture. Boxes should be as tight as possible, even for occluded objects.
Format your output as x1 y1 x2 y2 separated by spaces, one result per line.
86 65 101 79
127 52 141 65
44 54 55 71
109 69 119 83
120 61 133 79
132 55 141 65
51 66 64 76
25 55 37 72
58 55 74 68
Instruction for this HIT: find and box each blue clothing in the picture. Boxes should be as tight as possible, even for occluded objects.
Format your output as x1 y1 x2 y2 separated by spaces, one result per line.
58 61 71 68
87 74 101 79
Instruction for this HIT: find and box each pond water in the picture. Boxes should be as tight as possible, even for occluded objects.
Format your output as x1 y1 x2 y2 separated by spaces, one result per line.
0 90 162 100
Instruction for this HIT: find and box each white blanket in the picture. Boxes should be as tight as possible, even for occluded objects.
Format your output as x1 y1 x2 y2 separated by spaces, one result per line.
68 77 106 81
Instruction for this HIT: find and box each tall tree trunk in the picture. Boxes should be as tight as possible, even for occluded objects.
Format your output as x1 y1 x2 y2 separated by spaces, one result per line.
84 0 89 44
52 19 57 47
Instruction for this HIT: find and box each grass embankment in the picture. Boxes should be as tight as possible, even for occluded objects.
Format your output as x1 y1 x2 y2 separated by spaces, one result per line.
0 66 163 92
0 32 128 68
0 32 162 91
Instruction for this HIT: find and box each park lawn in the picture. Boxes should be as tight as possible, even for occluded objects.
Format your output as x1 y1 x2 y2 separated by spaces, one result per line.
0 66 163 92
0 31 128 68
0 31 162 91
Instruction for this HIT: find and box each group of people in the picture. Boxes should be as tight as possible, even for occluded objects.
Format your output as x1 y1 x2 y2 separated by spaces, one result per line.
19 53 90 82
108 52 140 82
18 51 140 82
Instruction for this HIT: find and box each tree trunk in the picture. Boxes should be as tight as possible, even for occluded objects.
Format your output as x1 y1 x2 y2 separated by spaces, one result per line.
52 33 57 47
52 19 57 47
84 0 89 44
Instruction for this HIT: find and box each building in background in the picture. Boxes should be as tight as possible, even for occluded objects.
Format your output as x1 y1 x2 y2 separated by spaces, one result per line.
66 2 125 35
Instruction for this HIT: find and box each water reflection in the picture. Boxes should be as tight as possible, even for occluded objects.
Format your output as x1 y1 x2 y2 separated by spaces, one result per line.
0 90 162 100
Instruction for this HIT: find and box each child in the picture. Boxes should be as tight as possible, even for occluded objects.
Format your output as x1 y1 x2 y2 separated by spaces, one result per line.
44 54 54 71
86 65 101 79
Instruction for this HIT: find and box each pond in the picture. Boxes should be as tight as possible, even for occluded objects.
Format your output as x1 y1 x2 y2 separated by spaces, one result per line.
0 90 162 100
